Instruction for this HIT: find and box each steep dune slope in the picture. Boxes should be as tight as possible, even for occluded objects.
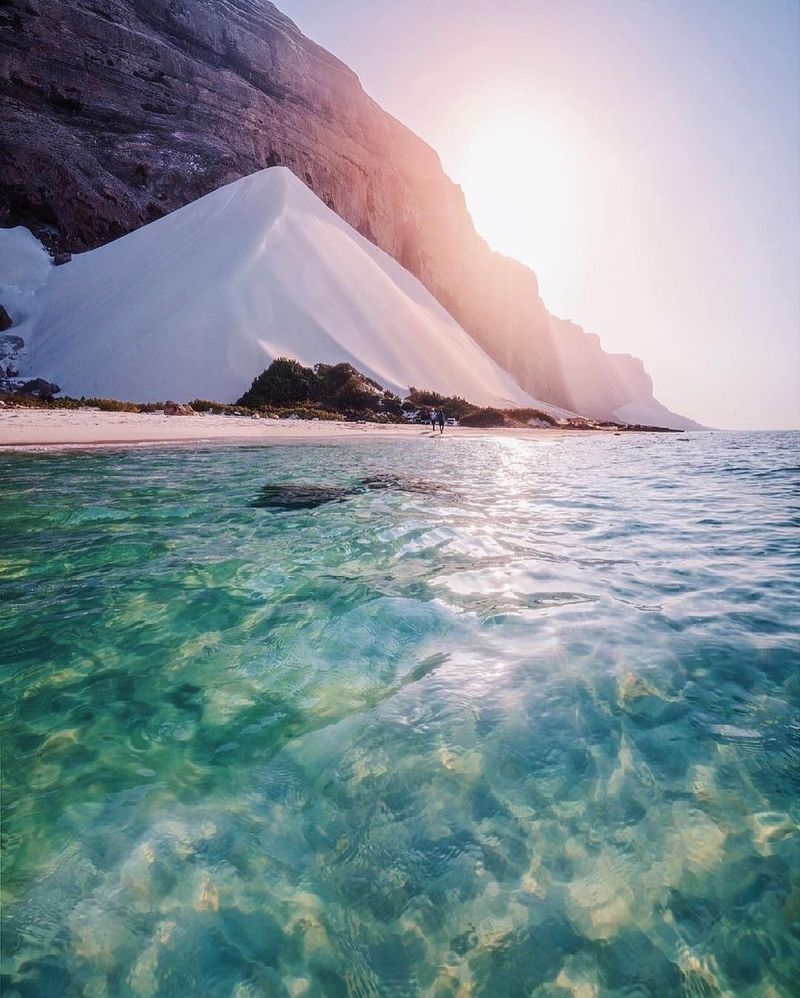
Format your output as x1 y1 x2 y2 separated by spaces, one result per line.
3 168 550 408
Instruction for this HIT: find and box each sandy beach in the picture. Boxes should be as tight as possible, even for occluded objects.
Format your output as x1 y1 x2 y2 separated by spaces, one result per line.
0 407 583 450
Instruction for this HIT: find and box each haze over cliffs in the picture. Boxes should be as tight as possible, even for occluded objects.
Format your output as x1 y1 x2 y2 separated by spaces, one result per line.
0 0 696 427
0 169 549 408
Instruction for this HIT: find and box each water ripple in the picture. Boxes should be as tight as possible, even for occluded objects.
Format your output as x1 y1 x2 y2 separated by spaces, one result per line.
1 431 798 995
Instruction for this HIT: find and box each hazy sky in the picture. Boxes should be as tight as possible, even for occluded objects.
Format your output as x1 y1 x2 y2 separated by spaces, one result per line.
278 0 799 429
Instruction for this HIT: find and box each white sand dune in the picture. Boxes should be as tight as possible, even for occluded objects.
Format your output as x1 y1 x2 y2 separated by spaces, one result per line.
0 167 558 410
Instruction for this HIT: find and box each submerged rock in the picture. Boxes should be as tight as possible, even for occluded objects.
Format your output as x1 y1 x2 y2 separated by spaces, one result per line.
358 474 445 495
251 475 452 512
251 484 352 511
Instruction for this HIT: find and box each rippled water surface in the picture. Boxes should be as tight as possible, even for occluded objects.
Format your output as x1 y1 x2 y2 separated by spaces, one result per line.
2 431 799 996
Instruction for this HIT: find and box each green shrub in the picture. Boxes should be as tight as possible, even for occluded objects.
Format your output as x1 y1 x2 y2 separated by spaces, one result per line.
458 406 558 428
190 399 251 416
237 358 404 420
237 357 315 407
189 398 227 414
274 405 343 421
313 362 382 408
379 390 404 420
506 408 558 427
0 394 155 412
89 398 141 412
406 388 475 421
460 407 506 427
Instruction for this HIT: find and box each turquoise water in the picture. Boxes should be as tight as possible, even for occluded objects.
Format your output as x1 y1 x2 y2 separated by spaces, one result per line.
1 431 798 997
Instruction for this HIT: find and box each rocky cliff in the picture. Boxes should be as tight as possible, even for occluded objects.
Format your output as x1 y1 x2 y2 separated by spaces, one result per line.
0 0 692 424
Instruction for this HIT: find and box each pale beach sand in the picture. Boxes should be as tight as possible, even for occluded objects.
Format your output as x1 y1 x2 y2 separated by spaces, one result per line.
0 408 587 450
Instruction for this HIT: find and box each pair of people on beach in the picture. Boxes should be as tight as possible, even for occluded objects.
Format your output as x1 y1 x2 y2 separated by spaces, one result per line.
429 409 445 434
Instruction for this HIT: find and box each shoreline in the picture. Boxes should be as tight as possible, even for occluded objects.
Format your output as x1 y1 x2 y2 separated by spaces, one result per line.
0 409 628 451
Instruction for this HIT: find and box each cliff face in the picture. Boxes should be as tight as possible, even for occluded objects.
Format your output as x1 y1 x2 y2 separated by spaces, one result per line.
0 0 683 421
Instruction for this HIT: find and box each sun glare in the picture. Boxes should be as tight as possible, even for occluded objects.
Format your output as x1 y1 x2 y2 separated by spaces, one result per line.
453 111 586 296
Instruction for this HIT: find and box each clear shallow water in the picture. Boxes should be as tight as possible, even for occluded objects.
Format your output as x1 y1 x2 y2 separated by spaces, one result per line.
1 431 798 997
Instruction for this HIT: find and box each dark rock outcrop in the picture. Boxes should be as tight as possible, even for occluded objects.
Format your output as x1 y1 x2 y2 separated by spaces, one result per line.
0 333 25 377
17 378 60 398
0 306 12 332
163 400 195 415
0 0 689 422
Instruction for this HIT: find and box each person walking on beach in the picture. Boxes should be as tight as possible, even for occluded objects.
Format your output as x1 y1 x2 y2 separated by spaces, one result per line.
437 409 445 434
429 408 438 432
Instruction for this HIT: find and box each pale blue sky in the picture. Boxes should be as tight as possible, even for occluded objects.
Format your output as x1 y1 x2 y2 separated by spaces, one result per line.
278 0 799 428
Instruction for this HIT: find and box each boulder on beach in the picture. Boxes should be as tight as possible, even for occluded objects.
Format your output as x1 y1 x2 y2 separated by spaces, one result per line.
164 401 195 416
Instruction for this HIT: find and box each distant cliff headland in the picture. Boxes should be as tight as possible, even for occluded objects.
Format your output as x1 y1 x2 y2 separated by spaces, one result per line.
0 0 698 427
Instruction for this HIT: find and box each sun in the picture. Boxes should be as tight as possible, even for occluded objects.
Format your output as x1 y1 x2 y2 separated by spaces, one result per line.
452 110 585 296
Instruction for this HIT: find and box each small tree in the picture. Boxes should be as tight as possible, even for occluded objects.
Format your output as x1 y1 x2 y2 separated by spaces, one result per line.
406 387 476 421
380 390 403 420
313 362 384 413
237 357 315 407
460 407 505 427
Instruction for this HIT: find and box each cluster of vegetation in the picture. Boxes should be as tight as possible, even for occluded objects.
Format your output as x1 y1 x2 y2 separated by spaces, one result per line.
235 362 566 428
273 406 343 421
189 399 254 416
399 389 558 428
403 388 475 421
459 406 559 428
237 358 403 420
93 398 162 413
0 392 353 422
1 364 561 428
0 394 163 412
2 358 679 432
191 398 345 420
